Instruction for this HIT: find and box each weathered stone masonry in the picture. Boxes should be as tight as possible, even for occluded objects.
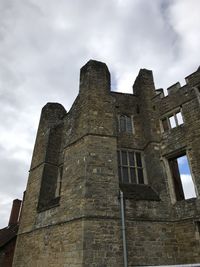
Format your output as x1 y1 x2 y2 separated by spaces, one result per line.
13 60 200 266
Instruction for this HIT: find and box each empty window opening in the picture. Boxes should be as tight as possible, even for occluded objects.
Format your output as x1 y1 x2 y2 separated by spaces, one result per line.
169 154 196 201
176 111 184 125
161 110 184 132
117 150 144 184
119 115 133 133
169 115 176 128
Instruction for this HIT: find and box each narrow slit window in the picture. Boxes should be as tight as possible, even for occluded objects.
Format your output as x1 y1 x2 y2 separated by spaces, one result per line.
169 154 196 201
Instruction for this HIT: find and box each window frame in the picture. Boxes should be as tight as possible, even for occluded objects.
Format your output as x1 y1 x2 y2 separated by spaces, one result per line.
117 149 146 185
163 150 197 203
161 108 184 132
118 114 134 134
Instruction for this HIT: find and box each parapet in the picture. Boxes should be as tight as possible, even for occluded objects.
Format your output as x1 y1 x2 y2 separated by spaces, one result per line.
167 82 181 95
153 66 200 100
185 67 200 86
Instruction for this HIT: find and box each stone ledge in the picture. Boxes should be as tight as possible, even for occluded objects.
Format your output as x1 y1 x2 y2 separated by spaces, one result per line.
119 183 160 201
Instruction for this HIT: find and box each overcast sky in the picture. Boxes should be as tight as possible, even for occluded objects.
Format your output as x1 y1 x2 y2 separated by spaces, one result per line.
0 0 200 228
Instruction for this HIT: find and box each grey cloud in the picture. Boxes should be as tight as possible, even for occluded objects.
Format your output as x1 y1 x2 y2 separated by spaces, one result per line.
0 145 28 227
0 148 28 196
0 0 200 227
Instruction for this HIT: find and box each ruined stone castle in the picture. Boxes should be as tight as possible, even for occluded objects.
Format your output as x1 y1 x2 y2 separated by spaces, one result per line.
13 60 200 266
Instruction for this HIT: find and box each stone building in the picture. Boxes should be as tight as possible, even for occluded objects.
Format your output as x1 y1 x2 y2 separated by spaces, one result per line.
0 199 22 267
13 60 200 266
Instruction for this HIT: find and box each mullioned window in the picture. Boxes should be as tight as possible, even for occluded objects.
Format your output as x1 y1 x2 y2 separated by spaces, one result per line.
117 150 144 184
119 115 133 133
161 109 184 132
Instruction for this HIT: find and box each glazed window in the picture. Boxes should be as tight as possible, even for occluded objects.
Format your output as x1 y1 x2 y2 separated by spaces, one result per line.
117 150 144 184
161 110 184 131
119 115 133 133
169 154 196 201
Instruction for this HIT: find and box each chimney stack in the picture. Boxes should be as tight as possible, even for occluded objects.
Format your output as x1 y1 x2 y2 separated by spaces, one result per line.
8 199 22 226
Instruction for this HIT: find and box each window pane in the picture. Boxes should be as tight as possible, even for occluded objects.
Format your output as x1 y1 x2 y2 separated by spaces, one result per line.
169 116 176 128
122 151 128 165
122 167 129 183
120 116 126 132
162 118 169 131
138 169 144 184
176 112 184 125
126 117 132 133
130 167 136 183
136 152 142 167
129 152 135 166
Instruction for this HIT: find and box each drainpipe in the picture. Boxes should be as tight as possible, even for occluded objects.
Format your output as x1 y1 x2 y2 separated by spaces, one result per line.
120 190 128 267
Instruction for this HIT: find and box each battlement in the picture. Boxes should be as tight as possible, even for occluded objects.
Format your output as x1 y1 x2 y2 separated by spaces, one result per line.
153 67 200 99
109 64 200 101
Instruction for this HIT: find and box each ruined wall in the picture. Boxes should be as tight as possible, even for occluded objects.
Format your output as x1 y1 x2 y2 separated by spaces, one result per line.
13 60 200 266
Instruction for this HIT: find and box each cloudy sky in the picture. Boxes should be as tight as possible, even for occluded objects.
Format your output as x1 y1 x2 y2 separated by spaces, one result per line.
0 0 200 228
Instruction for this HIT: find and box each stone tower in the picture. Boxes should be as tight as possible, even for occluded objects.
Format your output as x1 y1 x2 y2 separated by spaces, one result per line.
13 60 200 266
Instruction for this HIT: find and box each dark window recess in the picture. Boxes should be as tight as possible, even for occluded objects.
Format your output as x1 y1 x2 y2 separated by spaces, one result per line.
161 110 184 132
136 105 140 114
119 115 133 133
169 154 196 201
37 125 63 212
196 221 200 233
37 164 60 211
162 118 169 131
195 221 200 240
117 150 144 184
